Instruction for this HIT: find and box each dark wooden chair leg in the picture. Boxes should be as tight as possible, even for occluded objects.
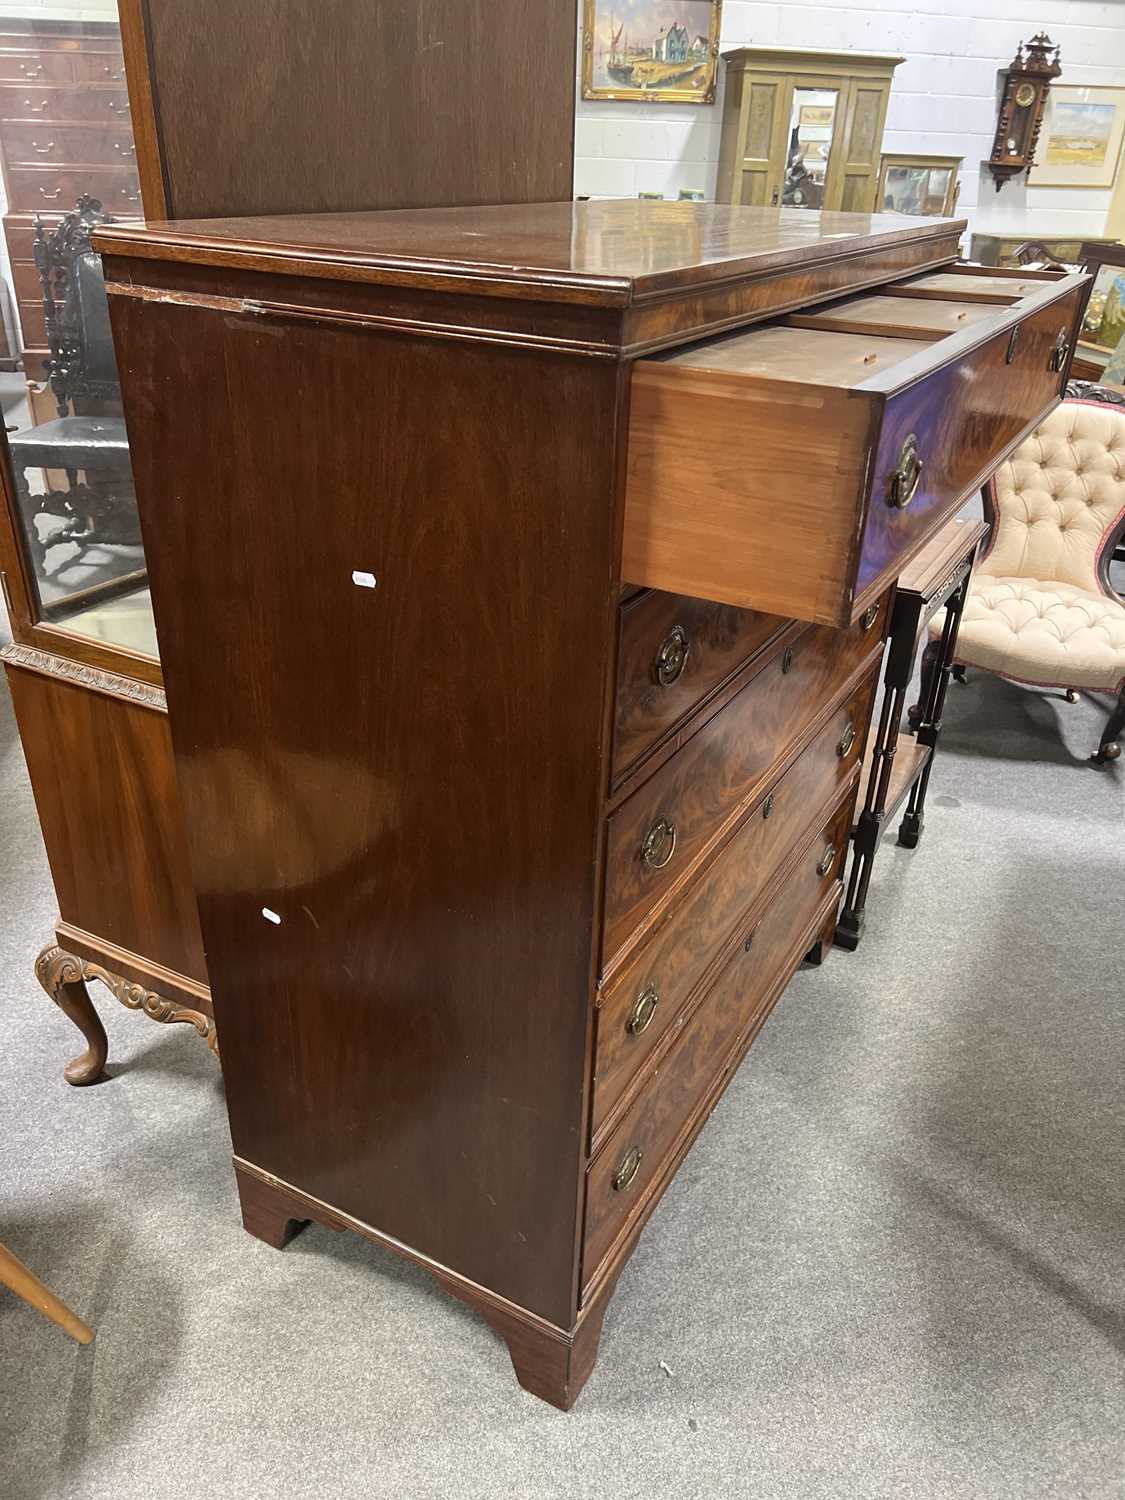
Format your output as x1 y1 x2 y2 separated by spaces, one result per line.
34 944 108 1086
1091 685 1125 764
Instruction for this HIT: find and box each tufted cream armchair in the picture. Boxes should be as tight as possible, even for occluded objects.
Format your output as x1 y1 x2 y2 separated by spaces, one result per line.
927 388 1125 763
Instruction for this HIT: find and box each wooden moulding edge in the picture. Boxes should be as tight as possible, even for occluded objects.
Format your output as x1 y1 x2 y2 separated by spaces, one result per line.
1 643 167 711
231 1156 595 1345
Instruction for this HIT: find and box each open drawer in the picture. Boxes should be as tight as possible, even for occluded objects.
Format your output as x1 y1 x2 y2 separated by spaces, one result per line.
622 265 1088 626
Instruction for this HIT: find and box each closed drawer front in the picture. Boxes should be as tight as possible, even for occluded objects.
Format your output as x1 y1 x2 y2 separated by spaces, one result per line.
583 796 852 1291
11 261 40 304
0 84 131 124
18 298 46 347
5 212 60 262
602 588 886 966
593 669 874 1142
0 49 125 84
6 163 139 213
613 589 787 784
1 121 136 166
623 268 1087 627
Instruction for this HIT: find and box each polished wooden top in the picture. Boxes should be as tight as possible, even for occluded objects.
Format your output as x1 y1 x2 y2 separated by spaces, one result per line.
95 199 965 305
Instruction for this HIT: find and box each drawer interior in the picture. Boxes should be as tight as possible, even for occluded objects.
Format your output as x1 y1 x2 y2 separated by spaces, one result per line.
652 266 1071 384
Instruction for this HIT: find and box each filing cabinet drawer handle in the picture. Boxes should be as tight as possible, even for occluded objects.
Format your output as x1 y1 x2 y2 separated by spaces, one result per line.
31 140 55 155
612 1146 643 1192
817 844 837 878
888 432 923 509
653 624 690 687
641 817 677 870
626 983 659 1037
1049 326 1070 374
39 187 62 201
836 722 857 759
861 604 879 631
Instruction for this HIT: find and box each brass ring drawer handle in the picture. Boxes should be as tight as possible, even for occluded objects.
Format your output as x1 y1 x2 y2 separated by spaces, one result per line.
836 722 857 759
626 983 659 1036
817 844 837 878
861 604 879 631
653 624 689 687
888 432 923 509
641 816 677 869
1049 326 1070 373
612 1146 643 1192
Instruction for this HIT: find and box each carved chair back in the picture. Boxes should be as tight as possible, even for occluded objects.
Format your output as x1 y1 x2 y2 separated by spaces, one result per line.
32 193 119 418
981 387 1125 599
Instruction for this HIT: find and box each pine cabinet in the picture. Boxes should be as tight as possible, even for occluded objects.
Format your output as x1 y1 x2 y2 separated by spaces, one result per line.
717 47 902 215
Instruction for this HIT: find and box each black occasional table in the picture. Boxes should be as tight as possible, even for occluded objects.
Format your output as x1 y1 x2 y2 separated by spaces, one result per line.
836 515 989 950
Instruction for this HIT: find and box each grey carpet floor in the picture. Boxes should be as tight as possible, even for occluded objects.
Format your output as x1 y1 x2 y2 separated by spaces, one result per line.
1 619 1123 1499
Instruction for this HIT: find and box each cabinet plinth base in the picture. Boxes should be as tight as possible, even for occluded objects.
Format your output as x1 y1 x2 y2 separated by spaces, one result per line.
232 1159 612 1410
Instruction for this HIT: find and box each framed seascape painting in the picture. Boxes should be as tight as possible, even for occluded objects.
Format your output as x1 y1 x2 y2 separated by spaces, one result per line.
1031 86 1125 188
582 0 722 105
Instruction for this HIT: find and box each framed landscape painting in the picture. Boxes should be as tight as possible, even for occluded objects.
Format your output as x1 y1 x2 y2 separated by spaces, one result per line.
582 0 722 105
1031 86 1125 188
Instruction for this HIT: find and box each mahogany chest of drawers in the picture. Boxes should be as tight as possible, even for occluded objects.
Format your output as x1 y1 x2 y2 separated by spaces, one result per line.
96 201 1084 1408
0 17 139 376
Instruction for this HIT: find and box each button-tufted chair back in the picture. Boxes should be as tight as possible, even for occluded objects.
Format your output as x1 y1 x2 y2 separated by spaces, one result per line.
982 400 1125 594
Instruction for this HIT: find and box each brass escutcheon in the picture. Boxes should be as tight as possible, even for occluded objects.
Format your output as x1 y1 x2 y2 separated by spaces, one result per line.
641 817 677 869
836 722 857 759
817 844 837 877
888 432 923 509
626 983 659 1036
613 1146 643 1192
653 624 690 687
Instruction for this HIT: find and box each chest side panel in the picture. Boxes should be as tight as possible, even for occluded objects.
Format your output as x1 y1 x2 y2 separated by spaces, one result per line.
109 291 619 1327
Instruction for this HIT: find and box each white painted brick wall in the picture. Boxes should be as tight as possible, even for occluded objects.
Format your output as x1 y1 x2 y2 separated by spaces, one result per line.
574 0 1125 242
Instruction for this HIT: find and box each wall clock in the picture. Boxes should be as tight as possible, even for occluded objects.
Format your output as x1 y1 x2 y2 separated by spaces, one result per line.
988 33 1062 191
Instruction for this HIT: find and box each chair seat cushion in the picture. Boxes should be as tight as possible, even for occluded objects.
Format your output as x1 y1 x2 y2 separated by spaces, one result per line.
8 414 129 470
932 576 1125 692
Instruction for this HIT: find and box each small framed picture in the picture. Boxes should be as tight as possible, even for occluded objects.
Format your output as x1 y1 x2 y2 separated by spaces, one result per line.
1031 86 1125 188
582 0 722 105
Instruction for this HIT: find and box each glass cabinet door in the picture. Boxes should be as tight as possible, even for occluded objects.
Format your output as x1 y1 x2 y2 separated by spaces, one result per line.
0 4 154 661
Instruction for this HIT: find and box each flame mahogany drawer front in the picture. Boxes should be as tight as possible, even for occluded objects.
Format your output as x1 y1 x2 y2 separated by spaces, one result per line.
623 267 1088 628
613 589 788 786
602 586 888 967
583 795 853 1293
0 84 132 125
593 667 876 1144
5 162 139 213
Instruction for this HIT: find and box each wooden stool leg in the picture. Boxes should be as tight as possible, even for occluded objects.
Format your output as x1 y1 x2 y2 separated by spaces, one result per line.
35 944 108 1086
0 1241 93 1344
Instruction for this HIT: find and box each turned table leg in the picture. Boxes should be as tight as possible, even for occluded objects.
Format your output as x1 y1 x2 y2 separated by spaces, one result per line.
0 1240 93 1344
34 944 108 1087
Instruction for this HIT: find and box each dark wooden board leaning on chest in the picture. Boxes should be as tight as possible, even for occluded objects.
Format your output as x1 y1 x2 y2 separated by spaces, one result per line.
96 200 1085 1406
2 0 580 1084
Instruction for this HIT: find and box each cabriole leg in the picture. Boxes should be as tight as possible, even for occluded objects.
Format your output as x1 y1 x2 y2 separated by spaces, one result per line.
34 944 108 1087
